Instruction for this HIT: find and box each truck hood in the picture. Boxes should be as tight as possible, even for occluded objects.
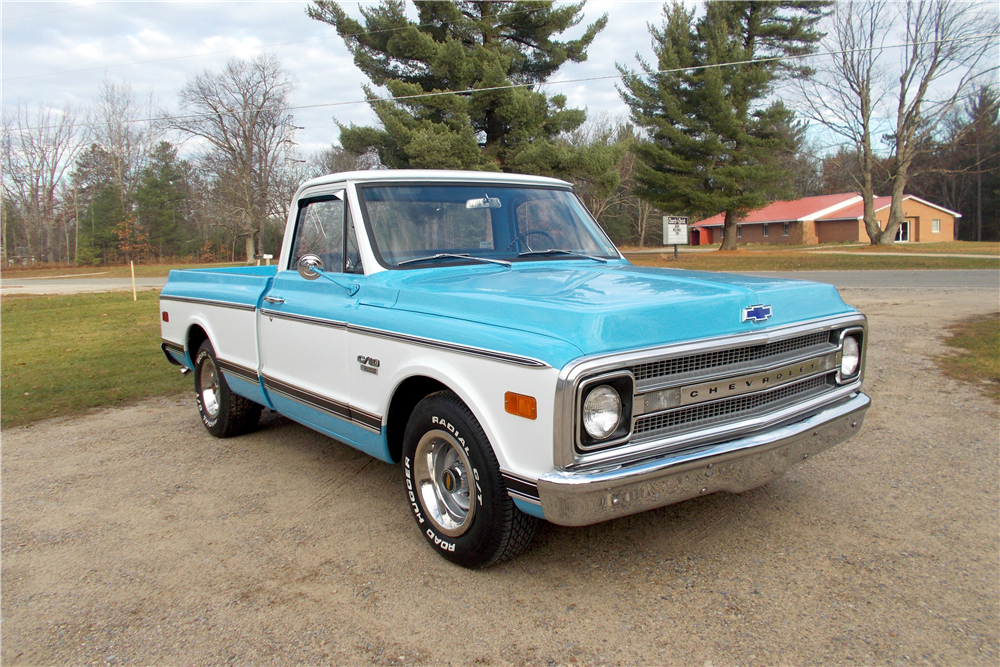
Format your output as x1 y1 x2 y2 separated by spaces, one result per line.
374 261 855 357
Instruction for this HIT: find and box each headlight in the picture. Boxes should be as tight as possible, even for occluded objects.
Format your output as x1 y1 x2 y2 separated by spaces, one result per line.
582 385 622 440
841 335 860 378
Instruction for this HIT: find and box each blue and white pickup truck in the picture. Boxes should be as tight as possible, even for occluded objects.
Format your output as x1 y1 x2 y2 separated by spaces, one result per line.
159 170 870 568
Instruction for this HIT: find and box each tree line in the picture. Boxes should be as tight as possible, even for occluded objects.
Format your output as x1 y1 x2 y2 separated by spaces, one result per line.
3 0 997 267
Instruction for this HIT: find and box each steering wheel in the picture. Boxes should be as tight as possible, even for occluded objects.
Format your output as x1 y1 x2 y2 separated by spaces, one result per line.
504 230 557 252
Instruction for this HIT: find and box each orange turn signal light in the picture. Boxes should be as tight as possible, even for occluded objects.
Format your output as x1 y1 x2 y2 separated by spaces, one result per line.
504 392 537 420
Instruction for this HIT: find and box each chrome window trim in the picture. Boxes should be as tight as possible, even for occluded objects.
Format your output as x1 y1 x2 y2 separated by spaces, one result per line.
553 312 868 469
160 294 257 312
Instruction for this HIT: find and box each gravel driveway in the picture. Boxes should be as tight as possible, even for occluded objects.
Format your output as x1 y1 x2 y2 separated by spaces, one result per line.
2 289 998 666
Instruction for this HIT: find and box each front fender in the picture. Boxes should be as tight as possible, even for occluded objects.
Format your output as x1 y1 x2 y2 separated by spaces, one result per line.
374 351 561 478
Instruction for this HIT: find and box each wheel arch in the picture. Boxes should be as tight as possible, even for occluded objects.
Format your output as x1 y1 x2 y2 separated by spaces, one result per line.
385 375 449 463
185 323 210 368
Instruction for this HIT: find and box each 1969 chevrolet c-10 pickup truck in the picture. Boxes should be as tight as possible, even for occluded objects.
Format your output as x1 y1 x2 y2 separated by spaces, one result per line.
159 169 870 568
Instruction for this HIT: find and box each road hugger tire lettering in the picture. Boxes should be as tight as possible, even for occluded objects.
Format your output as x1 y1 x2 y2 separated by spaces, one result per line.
401 390 537 568
194 340 262 438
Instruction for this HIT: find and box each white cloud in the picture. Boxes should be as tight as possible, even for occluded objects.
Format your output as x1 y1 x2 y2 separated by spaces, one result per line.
6 0 991 163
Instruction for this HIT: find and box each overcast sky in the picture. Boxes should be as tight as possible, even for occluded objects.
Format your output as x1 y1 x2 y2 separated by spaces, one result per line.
2 0 662 157
3 1 997 159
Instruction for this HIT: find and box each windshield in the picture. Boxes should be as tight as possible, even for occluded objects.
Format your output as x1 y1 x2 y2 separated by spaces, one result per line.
356 184 619 268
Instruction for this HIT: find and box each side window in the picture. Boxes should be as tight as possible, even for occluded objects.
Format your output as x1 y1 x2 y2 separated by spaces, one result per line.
290 196 344 274
345 207 364 274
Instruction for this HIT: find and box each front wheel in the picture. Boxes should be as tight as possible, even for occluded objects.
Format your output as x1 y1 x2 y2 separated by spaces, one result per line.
194 340 262 438
402 391 537 568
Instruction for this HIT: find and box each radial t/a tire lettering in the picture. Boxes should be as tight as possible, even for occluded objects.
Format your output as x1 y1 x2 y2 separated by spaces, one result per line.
193 340 262 438
402 390 538 568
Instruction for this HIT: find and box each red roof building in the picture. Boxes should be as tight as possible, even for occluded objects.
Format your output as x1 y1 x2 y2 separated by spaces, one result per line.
690 193 960 245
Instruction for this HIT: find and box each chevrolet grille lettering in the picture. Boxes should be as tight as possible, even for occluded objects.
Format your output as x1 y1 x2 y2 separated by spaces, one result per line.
676 353 836 407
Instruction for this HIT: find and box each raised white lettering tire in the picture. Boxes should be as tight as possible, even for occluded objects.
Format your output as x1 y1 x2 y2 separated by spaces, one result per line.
194 340 262 438
402 391 537 568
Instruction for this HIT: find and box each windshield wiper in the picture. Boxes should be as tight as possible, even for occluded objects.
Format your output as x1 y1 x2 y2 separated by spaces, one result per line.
517 249 607 263
397 253 511 268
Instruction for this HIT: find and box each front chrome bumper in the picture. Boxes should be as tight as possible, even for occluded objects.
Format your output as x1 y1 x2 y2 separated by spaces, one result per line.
537 392 870 526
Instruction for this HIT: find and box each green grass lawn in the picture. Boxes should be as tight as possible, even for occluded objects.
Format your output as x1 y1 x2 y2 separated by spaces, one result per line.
628 249 1000 271
936 312 1000 404
840 241 1000 255
1 261 246 280
1 291 190 428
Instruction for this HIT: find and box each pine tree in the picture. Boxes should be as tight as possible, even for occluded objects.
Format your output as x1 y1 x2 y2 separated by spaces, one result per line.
71 144 123 264
135 142 190 259
619 1 830 249
307 0 607 172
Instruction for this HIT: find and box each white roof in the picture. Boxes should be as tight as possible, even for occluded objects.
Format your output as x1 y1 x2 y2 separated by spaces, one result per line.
300 169 572 191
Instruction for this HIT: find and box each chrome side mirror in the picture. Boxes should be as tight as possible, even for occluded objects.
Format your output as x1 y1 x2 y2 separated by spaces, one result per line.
297 254 324 280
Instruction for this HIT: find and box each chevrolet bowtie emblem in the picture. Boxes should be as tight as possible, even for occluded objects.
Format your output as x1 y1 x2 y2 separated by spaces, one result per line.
742 304 772 323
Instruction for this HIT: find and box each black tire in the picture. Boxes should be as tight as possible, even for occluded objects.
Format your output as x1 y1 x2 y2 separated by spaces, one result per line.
194 340 262 438
402 390 537 568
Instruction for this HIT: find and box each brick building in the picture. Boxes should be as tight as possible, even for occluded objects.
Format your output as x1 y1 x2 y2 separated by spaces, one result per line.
690 193 960 245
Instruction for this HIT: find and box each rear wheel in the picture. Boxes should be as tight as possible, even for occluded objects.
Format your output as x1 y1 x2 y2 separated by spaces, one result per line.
194 340 261 437
402 391 537 568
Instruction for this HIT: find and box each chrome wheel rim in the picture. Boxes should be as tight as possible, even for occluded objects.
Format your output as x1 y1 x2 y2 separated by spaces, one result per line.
199 355 221 419
414 429 475 537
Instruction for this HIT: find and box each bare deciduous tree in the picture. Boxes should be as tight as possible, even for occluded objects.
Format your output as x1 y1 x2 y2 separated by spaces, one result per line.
170 53 296 263
89 76 159 217
1 102 82 263
802 0 998 244
798 0 891 244
882 0 998 244
308 144 369 177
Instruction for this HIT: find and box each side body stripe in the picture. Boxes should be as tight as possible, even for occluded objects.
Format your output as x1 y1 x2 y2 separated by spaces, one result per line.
261 374 382 432
160 294 256 312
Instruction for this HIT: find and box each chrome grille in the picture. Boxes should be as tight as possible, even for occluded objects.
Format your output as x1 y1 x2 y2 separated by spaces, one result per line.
633 373 831 436
630 331 830 382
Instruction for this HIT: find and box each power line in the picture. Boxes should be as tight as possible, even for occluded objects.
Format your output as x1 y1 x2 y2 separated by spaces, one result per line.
7 31 998 134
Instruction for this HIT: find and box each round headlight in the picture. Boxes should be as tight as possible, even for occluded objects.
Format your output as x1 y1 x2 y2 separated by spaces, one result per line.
582 385 622 440
841 335 860 378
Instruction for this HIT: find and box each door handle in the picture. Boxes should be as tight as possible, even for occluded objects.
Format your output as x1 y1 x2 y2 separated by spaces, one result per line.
263 296 285 304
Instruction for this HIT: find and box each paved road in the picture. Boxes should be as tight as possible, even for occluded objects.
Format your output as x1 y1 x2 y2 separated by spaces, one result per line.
2 269 996 296
0 277 168 296
806 250 993 259
742 269 999 291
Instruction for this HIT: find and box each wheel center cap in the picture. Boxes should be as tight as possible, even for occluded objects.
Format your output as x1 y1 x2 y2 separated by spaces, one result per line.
441 469 457 493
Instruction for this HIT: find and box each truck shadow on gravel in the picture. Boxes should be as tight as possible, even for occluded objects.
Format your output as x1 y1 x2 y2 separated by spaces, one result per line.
252 408 786 570
528 486 779 564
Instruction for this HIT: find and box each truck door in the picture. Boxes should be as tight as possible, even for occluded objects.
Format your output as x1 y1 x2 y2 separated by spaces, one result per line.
257 191 379 456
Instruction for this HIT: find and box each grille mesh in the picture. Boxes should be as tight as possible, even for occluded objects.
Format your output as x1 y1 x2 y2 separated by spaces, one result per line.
633 374 830 435
631 331 830 382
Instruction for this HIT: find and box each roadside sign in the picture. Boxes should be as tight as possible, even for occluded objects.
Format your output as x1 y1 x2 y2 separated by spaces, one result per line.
663 216 689 245
663 216 689 261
